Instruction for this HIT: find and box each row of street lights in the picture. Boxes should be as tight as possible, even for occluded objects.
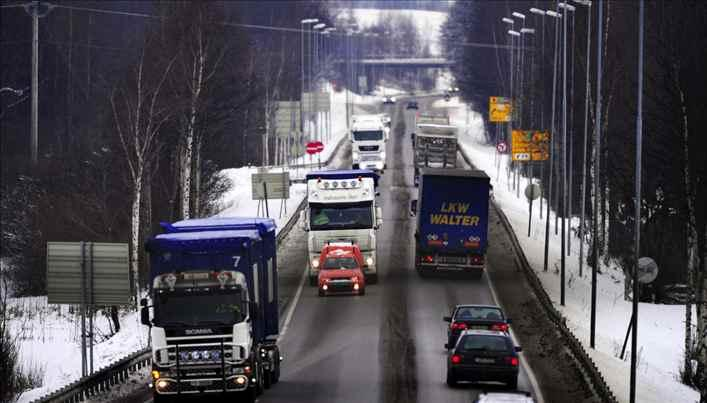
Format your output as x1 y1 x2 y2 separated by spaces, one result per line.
500 2 646 402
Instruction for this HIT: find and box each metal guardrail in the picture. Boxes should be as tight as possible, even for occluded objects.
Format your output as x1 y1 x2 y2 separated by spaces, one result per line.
29 124 351 403
457 146 619 403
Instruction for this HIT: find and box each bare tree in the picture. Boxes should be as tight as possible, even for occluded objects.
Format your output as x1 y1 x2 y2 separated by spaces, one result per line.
111 42 176 301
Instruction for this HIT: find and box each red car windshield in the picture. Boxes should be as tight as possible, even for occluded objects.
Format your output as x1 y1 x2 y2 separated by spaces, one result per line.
322 257 358 270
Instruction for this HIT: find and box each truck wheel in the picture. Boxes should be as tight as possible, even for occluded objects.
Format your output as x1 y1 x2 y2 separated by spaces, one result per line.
240 387 257 403
255 364 265 396
263 368 272 389
507 376 518 390
309 276 317 286
352 163 359 169
152 394 169 403
368 273 378 284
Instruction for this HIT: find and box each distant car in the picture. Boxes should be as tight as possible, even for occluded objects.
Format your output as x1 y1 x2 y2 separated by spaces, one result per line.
317 243 366 296
444 305 511 349
446 329 521 389
406 101 419 110
383 96 396 105
474 391 535 403
444 93 451 101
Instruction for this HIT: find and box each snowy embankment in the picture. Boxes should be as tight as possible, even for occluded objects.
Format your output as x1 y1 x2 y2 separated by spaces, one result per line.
13 85 371 403
442 97 697 403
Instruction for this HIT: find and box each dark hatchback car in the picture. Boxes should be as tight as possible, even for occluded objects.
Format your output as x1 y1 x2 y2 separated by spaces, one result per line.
446 329 521 389
406 101 419 110
444 305 511 349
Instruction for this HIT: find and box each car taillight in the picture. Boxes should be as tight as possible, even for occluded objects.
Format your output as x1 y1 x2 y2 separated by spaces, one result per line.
491 323 509 332
504 356 519 366
423 255 434 263
451 354 462 365
450 322 467 331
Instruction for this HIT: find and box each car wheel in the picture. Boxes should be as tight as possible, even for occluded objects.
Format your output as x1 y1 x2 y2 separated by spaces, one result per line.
446 370 458 387
318 290 324 297
272 349 281 384
507 376 518 390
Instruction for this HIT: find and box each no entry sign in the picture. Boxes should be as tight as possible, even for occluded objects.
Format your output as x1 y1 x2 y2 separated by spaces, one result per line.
306 141 324 155
496 141 508 153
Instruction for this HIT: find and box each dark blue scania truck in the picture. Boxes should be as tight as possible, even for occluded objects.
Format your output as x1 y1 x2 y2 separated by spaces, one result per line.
141 217 281 403
410 168 491 277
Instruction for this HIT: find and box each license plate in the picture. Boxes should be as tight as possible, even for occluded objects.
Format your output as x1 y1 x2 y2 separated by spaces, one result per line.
475 358 495 364
330 279 350 283
470 325 487 330
192 380 213 387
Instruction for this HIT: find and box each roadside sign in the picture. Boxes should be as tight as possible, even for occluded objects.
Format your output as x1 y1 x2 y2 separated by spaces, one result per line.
637 257 659 284
511 130 550 161
524 183 542 200
489 96 512 122
306 141 324 155
275 101 301 138
47 242 130 305
496 141 508 153
302 92 330 113
251 172 290 200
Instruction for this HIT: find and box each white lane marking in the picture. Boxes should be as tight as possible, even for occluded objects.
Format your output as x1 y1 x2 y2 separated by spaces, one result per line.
484 268 546 403
279 265 308 341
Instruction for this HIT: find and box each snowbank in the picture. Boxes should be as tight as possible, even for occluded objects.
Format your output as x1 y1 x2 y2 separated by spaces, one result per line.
442 101 698 403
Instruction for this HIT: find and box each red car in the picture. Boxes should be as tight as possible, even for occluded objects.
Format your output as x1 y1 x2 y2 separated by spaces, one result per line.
317 243 366 296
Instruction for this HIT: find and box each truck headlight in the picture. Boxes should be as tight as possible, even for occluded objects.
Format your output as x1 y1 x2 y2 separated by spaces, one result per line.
366 257 374 266
353 151 359 161
381 151 386 160
312 259 320 268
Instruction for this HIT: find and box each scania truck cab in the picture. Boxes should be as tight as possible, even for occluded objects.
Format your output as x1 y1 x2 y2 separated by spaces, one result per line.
351 115 388 172
143 217 281 403
301 169 382 285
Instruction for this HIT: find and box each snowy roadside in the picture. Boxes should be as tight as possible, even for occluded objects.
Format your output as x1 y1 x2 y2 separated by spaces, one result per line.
439 97 697 403
12 86 376 403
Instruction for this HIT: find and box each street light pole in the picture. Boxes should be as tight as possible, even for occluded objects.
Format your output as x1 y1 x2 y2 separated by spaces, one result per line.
530 7 547 219
560 2 576 257
301 18 318 139
591 0 603 350
574 0 592 278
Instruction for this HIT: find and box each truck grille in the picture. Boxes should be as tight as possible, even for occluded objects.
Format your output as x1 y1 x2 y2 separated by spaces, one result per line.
359 145 379 151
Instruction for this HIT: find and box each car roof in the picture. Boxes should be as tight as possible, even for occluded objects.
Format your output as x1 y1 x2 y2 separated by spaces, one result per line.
455 304 502 310
477 392 534 402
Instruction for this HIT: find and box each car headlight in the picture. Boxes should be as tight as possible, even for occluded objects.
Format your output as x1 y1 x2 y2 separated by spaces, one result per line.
312 259 320 268
366 257 374 266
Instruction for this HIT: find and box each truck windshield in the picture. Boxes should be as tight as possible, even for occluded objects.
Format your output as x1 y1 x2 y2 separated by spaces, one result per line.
353 130 383 141
310 202 373 230
154 289 245 327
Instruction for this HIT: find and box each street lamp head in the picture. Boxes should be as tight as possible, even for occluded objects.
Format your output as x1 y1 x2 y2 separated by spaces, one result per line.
501 17 515 24
546 10 562 18
572 0 592 6
558 3 576 12
507 30 521 37
529 8 546 16
313 23 326 30
301 18 319 24
512 12 526 19
520 28 535 34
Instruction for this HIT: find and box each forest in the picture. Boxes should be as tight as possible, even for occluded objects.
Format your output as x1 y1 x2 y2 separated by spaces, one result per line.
443 0 706 396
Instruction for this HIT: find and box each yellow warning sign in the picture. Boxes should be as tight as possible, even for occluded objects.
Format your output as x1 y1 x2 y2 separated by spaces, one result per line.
512 130 550 161
489 96 512 122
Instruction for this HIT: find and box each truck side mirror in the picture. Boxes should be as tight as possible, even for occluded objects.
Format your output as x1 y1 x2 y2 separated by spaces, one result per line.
140 305 151 326
299 210 309 231
410 200 417 216
443 315 452 322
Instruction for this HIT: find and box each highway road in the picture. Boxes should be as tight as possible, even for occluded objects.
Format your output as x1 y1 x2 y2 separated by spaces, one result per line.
260 98 541 403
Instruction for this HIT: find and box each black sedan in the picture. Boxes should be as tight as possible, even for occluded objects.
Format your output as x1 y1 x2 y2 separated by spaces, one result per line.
406 101 418 110
444 304 511 349
446 329 521 389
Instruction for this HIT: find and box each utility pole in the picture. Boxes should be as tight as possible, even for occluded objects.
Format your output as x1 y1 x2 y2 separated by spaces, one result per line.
591 0 603 350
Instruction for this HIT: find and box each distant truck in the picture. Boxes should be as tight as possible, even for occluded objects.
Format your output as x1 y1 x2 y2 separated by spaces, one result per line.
302 169 382 285
143 217 281 403
413 123 458 186
412 113 450 146
350 114 388 172
410 169 490 277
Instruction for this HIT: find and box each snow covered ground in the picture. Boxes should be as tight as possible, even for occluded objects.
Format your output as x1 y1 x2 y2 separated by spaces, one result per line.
11 86 375 403
441 97 698 403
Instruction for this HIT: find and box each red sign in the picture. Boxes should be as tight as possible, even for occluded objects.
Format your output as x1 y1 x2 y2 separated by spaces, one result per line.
496 141 508 154
306 141 324 155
